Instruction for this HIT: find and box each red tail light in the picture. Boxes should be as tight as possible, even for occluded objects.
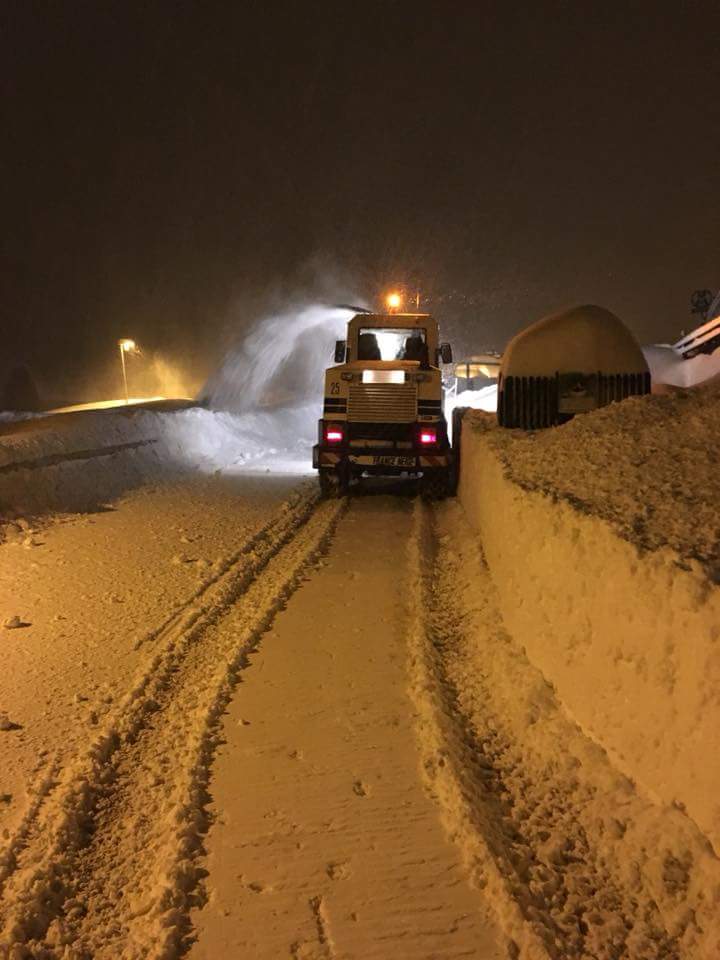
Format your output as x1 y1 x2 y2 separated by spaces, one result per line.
324 423 344 444
419 428 437 445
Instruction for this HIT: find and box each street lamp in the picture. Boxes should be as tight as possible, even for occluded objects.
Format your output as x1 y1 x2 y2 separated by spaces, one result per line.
117 339 137 404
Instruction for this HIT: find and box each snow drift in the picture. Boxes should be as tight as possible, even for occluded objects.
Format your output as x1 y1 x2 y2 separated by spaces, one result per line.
202 304 352 412
447 383 498 417
457 386 720 854
0 404 317 522
0 301 360 522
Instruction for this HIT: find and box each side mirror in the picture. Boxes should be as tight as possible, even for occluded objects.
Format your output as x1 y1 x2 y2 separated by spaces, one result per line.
440 342 453 364
334 340 346 363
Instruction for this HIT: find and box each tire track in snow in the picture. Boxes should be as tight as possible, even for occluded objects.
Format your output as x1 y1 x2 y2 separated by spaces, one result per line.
291 896 335 960
0 485 314 897
0 492 345 958
406 500 550 960
407 500 713 959
0 438 158 474
187 495 504 960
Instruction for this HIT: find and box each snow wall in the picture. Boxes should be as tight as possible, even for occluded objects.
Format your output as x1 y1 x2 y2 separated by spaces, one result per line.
457 412 720 853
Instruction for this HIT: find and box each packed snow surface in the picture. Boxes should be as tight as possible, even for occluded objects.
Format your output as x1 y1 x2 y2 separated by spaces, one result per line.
0 476 309 838
190 500 503 960
1 375 719 958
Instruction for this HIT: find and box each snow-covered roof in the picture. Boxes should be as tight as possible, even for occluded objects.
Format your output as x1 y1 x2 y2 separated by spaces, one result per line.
501 305 648 378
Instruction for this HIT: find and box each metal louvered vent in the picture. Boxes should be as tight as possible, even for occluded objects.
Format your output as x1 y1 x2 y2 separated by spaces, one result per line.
348 382 417 423
497 371 651 429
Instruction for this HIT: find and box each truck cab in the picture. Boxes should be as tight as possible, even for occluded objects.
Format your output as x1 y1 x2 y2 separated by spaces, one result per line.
312 311 454 497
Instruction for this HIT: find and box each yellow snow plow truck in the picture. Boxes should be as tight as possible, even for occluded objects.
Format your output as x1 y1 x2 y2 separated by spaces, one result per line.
312 308 454 497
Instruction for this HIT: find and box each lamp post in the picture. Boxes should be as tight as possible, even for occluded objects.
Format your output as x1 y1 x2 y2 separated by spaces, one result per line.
117 339 136 404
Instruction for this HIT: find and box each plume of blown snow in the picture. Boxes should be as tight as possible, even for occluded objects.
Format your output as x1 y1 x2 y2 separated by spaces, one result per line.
202 304 357 414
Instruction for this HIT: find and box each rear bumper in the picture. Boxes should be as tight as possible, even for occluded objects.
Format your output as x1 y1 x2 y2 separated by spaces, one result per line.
313 444 452 474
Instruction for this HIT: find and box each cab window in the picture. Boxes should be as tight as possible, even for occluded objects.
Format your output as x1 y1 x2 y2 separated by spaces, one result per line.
357 328 427 361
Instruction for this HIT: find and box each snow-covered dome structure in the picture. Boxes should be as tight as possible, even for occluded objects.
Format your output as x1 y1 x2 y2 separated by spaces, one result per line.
498 305 650 429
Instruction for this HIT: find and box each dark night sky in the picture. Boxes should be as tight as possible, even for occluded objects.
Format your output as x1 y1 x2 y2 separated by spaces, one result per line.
2 1 719 399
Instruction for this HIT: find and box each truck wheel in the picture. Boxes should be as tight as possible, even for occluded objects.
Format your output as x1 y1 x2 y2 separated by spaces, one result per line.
337 463 351 496
450 406 469 495
319 469 349 498
318 470 337 498
420 470 449 501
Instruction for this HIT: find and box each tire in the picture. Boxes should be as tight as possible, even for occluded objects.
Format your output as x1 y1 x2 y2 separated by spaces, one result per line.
318 470 337 498
319 468 349 498
451 406 469 495
420 469 449 501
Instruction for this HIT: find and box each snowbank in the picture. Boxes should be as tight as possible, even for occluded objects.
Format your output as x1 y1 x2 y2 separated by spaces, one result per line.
0 404 317 521
457 388 720 853
410 500 720 958
447 383 498 416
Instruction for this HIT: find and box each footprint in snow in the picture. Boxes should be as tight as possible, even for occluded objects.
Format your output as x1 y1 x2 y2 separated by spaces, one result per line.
352 780 370 798
0 713 22 732
326 860 352 881
171 554 197 565
238 876 271 894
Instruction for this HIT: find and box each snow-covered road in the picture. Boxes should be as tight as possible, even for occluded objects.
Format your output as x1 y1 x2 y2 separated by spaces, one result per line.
2 415 719 958
190 497 503 960
0 475 306 841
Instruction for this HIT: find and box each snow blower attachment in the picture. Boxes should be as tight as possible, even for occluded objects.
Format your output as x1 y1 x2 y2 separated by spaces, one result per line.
497 305 651 429
313 307 455 497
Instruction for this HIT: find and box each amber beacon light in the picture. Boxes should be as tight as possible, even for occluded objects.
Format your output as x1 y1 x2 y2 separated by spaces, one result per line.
386 292 402 313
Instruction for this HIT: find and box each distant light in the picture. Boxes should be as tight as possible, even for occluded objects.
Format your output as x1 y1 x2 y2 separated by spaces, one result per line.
117 339 139 404
419 429 437 445
386 292 402 312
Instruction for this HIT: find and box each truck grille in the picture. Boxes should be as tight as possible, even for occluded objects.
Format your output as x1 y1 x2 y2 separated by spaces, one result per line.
348 382 417 423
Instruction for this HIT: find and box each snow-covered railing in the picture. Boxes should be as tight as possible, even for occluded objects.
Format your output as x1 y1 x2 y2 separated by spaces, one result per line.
673 310 720 359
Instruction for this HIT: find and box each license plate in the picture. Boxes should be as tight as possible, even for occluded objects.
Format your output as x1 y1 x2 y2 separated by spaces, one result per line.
349 455 416 467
